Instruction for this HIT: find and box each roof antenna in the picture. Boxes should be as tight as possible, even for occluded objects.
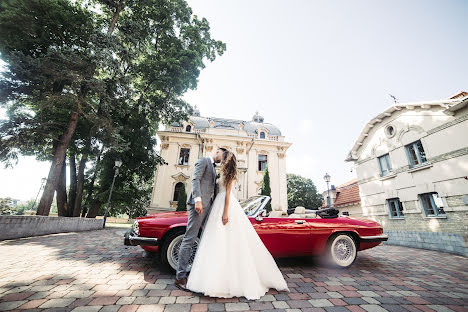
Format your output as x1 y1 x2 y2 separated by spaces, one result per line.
389 94 398 104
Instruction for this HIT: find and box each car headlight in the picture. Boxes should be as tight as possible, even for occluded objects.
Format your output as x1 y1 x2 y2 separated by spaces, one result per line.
132 220 139 235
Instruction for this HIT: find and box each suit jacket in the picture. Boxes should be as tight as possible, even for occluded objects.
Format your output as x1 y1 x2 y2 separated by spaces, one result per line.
187 157 217 208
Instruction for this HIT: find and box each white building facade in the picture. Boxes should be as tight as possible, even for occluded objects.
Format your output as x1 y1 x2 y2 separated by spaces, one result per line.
346 92 468 256
148 111 292 214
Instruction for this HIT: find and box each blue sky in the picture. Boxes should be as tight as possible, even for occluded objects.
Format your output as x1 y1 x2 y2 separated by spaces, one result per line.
1 0 467 200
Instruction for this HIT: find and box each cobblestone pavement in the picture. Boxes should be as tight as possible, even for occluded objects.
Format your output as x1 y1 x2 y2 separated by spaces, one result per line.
0 228 467 312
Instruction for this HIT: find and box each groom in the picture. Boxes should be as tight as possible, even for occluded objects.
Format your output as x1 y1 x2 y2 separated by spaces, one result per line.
174 148 225 290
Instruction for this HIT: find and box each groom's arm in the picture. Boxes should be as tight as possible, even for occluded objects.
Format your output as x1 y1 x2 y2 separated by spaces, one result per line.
192 157 207 204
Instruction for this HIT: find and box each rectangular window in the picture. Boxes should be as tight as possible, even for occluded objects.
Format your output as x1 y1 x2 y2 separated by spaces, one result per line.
405 140 427 168
420 193 445 217
378 154 392 176
387 198 404 218
178 148 190 166
258 155 267 171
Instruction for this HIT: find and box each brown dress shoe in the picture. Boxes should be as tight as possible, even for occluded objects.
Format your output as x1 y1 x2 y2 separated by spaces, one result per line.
174 277 188 290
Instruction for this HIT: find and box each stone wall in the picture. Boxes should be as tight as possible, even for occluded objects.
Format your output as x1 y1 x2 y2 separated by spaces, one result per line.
383 231 468 257
0 215 104 241
367 210 468 257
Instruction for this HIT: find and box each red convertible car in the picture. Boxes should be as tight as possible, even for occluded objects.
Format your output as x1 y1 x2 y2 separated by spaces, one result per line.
124 196 387 269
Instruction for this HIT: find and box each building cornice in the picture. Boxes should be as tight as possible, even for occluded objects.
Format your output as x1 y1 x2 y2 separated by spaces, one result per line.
345 97 468 162
157 130 292 149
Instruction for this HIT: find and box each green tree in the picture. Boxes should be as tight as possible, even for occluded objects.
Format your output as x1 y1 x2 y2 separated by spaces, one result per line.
287 173 322 210
261 166 272 212
0 197 13 215
0 0 225 217
176 183 187 212
8 199 35 215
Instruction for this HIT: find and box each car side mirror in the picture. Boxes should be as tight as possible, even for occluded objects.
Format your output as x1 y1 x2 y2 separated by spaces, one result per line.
255 215 263 222
261 210 268 217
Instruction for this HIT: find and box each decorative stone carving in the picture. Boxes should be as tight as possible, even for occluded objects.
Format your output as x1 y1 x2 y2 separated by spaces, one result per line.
277 153 285 158
206 145 213 152
161 143 169 150
237 148 245 154
181 143 191 148
171 172 190 182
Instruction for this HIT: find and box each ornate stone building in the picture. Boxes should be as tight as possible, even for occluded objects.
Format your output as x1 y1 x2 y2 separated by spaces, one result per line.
346 92 468 256
148 110 292 214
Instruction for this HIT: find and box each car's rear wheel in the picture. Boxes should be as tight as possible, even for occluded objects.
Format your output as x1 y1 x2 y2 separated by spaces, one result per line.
160 229 200 271
327 234 357 268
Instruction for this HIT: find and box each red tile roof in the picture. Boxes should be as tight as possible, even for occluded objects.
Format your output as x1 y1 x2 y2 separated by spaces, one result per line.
322 180 361 208
449 91 468 99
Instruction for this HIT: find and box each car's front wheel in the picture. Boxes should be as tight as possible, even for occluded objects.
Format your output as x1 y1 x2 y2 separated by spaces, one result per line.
327 234 357 268
160 229 200 271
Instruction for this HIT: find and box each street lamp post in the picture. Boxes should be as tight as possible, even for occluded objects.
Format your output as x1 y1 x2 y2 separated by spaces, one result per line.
31 177 47 211
323 173 331 208
103 159 123 228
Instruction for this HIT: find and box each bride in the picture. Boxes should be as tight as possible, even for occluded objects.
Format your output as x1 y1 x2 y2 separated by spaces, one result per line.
186 149 289 300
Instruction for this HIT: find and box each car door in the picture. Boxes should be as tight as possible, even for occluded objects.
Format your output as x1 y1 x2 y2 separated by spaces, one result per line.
249 215 312 257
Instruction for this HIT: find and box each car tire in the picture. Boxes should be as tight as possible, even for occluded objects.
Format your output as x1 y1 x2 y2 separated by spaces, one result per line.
326 233 357 268
160 229 200 271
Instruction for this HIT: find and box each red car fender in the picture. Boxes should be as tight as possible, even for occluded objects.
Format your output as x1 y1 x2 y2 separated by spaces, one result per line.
324 228 361 249
160 222 188 239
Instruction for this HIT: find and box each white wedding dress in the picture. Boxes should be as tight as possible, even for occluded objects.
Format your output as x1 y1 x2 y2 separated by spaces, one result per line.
186 175 289 300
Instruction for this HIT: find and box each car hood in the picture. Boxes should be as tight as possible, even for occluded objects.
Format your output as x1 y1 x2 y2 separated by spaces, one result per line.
143 211 189 219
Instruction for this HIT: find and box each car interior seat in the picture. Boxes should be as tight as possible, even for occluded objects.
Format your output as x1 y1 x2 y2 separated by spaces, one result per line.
289 206 306 218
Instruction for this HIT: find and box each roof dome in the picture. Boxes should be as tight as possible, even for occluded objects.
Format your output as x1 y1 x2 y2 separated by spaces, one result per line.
189 116 210 129
252 111 264 123
169 111 282 136
193 105 200 117
243 121 282 136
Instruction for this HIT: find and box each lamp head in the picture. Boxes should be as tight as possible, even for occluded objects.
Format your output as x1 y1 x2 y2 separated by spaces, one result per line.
323 173 331 183
115 159 123 168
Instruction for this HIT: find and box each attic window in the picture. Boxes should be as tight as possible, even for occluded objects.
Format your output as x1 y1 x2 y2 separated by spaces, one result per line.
185 125 192 132
259 131 265 139
385 125 395 138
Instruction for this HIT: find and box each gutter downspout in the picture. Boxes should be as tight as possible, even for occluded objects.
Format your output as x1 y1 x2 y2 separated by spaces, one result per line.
246 137 255 199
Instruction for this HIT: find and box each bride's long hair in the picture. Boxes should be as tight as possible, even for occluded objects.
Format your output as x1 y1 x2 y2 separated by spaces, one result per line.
221 149 237 189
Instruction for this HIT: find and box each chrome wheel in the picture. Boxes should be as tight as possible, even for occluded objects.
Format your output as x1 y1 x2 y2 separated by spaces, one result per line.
166 234 200 271
329 234 357 268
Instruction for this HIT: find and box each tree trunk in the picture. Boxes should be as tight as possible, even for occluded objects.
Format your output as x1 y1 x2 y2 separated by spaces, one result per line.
74 154 88 217
86 199 103 218
56 160 68 216
68 152 77 217
107 0 123 35
83 146 104 217
36 111 79 216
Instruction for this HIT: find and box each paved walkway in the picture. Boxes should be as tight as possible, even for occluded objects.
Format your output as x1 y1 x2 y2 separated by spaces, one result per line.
0 227 467 312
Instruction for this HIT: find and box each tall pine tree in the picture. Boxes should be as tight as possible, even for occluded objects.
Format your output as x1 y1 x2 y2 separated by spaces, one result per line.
176 184 187 212
261 166 272 212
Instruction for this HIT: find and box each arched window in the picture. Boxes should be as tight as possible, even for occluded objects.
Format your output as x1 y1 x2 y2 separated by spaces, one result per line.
185 125 192 132
259 131 265 139
173 182 184 201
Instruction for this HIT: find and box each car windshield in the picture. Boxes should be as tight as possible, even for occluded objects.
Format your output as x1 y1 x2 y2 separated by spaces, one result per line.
240 196 265 217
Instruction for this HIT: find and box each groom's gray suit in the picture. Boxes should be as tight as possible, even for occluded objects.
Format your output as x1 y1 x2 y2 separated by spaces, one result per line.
176 156 217 280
